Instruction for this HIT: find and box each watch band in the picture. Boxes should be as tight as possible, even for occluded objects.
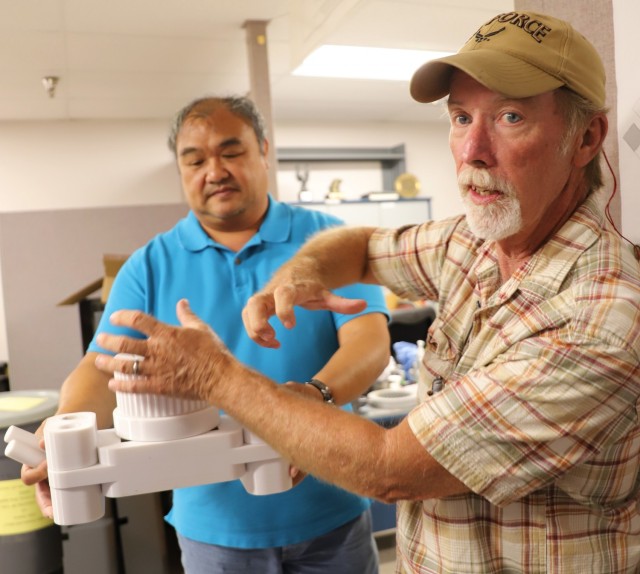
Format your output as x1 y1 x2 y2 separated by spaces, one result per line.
305 378 335 404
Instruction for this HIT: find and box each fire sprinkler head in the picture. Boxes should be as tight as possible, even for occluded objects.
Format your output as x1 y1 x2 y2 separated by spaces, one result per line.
42 76 60 98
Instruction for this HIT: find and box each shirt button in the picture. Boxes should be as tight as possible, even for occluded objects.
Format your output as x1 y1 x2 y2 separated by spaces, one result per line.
235 257 241 265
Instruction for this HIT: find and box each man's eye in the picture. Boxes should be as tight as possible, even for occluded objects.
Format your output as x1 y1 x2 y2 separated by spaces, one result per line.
453 114 471 126
504 112 522 124
222 152 242 159
190 159 204 166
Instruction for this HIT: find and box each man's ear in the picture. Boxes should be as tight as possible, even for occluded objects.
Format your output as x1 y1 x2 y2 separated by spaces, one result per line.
260 138 269 169
574 113 608 168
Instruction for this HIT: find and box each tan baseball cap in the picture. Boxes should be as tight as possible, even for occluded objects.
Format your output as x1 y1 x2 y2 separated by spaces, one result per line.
410 11 605 107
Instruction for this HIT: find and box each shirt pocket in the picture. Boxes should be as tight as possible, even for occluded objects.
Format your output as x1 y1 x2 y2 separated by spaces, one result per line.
417 320 458 401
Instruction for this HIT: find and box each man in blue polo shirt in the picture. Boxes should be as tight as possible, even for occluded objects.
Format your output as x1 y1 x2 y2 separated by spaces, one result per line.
24 96 390 573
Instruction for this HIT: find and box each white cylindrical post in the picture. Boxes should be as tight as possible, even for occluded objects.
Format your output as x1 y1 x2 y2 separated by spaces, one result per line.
45 412 104 525
3 425 46 468
240 430 292 495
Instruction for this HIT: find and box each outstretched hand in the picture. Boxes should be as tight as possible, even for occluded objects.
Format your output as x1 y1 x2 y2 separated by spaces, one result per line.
94 299 237 403
242 281 367 349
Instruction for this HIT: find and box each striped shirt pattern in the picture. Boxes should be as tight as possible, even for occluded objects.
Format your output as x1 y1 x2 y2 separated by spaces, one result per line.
369 193 640 573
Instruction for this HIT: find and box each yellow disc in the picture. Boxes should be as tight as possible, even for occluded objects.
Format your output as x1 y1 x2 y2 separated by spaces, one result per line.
394 173 420 198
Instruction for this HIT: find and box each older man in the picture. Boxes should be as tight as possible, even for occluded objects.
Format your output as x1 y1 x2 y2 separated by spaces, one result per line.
96 11 640 574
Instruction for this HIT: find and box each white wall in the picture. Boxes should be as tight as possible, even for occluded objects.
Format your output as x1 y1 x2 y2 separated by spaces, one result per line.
0 118 456 214
0 117 458 364
613 0 640 244
0 120 184 212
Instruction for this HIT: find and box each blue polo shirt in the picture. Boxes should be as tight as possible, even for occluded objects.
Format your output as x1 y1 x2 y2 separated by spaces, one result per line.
89 196 388 548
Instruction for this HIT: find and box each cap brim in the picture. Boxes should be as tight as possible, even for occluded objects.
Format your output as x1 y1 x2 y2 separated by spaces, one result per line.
410 50 564 103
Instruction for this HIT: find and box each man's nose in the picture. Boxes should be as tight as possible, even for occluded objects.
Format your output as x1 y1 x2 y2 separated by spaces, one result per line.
205 158 229 183
460 122 496 168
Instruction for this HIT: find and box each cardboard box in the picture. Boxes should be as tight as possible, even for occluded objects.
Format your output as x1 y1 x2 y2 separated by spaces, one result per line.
57 254 128 352
58 254 128 306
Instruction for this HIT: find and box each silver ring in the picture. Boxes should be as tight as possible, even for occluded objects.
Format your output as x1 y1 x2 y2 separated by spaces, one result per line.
132 360 140 377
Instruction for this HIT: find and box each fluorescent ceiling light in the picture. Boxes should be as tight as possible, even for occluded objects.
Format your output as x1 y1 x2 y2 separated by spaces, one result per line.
293 44 453 81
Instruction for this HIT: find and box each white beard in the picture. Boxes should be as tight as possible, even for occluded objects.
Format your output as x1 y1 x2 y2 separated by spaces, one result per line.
458 168 522 240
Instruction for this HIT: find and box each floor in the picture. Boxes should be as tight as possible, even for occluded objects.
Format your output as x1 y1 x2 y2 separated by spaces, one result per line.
377 533 397 574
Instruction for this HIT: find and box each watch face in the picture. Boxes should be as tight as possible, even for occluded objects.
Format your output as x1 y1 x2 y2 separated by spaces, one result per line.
394 173 421 198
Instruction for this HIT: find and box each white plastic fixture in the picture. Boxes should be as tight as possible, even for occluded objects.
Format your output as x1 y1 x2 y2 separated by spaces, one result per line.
3 354 291 525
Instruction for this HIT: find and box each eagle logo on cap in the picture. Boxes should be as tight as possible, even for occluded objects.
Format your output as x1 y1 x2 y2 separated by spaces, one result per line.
474 27 505 43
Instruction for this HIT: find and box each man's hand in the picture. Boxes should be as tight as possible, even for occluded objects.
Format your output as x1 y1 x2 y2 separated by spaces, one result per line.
242 281 367 349
241 226 375 348
94 299 238 404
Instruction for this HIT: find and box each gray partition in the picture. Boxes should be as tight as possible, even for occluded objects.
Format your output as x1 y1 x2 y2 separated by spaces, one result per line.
0 203 189 392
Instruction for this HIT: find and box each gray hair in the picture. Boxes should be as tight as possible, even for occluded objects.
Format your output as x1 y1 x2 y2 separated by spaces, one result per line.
555 87 609 193
167 95 268 156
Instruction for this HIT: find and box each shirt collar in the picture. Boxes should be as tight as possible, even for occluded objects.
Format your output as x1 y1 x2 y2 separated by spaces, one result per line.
257 195 292 244
473 192 604 303
519 192 603 297
178 195 292 252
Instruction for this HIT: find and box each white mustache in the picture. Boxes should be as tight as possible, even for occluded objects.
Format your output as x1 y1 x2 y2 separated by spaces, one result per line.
458 168 513 197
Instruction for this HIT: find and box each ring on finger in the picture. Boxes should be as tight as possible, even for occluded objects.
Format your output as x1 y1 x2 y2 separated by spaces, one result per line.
132 359 140 377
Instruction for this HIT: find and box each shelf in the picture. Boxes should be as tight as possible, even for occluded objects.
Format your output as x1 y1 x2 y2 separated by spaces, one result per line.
277 144 406 192
290 198 432 226
277 145 405 163
290 198 428 206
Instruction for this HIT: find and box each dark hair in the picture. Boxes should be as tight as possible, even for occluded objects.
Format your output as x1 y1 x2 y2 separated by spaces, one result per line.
167 95 268 156
555 88 608 193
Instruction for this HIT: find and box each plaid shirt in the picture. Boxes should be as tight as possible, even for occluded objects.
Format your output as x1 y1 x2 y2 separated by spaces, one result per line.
369 193 640 573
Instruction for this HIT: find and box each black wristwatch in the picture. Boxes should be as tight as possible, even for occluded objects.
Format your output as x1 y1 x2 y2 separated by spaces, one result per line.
305 379 335 404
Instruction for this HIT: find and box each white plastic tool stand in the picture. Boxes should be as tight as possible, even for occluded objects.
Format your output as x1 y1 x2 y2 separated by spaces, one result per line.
3 354 291 526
